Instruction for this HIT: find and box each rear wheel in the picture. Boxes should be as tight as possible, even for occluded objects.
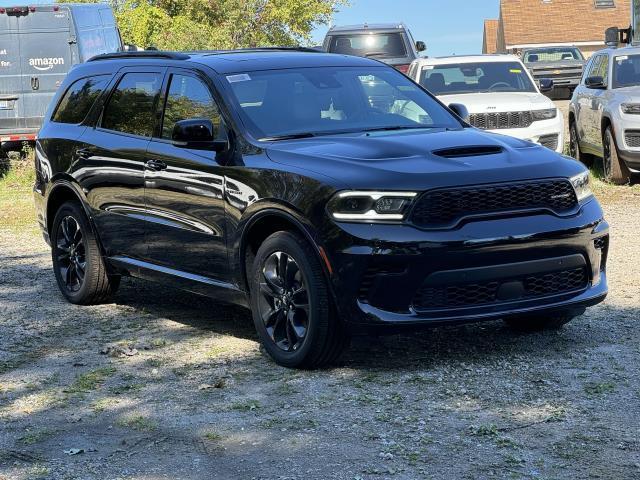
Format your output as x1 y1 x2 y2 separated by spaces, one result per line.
249 231 348 368
51 201 119 304
603 126 631 185
569 120 593 167
504 309 583 332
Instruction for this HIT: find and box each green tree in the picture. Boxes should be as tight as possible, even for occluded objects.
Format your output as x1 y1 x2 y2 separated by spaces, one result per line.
61 0 347 50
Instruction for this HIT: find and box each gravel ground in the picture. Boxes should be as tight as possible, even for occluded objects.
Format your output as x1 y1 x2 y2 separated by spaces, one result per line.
1 186 640 479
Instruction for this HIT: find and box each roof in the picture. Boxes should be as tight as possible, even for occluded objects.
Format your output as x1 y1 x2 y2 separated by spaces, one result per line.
592 44 640 58
483 19 499 54
82 49 384 75
499 0 631 48
412 54 523 66
328 23 406 32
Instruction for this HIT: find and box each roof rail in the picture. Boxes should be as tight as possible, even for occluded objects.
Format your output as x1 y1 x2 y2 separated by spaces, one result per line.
87 51 190 62
199 47 324 55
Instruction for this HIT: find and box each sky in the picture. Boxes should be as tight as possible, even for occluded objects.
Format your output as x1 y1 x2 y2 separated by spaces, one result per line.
312 0 500 57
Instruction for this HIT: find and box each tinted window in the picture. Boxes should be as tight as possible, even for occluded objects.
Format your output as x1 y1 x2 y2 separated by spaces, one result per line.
523 47 584 62
102 72 162 137
162 74 219 139
328 33 407 58
52 76 109 124
225 66 460 140
613 54 640 88
419 62 536 95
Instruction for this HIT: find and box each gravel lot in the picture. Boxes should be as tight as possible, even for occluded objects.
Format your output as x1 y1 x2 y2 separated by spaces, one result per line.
1 165 640 479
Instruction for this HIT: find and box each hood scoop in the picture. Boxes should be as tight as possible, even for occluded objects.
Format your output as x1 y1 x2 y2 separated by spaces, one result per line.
432 145 504 159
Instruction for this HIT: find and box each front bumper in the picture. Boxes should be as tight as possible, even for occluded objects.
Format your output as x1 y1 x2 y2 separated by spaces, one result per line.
323 199 608 330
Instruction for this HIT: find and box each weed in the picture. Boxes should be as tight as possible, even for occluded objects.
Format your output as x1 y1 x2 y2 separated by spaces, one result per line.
469 423 500 437
584 381 616 396
117 414 157 431
66 367 116 394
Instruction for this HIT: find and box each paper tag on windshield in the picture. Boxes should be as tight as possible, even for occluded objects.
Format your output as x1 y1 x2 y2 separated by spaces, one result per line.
227 74 251 83
423 65 435 70
617 55 628 62
510 69 522 73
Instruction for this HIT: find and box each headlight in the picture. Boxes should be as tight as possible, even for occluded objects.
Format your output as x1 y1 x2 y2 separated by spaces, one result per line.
621 103 640 114
328 191 417 222
570 171 593 202
531 108 558 121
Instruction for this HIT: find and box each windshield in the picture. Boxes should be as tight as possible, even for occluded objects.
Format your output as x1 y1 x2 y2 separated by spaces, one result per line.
523 47 584 63
613 54 640 88
327 33 407 58
224 66 462 140
419 62 536 96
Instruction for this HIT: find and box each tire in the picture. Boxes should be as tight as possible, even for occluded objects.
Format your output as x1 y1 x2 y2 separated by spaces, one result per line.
503 309 583 332
51 201 120 304
249 231 348 368
603 126 631 185
569 120 593 167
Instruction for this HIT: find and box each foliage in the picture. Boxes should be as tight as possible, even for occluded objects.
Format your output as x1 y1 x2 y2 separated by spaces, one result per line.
59 0 347 50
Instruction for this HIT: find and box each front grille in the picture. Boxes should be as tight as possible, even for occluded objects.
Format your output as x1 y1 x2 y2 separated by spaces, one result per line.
469 111 533 130
532 69 582 80
410 180 578 229
413 267 588 310
625 130 640 148
538 134 559 151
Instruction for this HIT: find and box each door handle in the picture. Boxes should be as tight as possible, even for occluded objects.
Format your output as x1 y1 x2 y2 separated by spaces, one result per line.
145 159 167 171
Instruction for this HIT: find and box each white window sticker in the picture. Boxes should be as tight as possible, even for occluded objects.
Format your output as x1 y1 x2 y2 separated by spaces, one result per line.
423 65 435 70
617 55 628 62
227 74 252 83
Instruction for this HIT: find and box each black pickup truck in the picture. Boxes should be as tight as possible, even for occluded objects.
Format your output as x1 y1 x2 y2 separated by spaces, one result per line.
522 47 585 99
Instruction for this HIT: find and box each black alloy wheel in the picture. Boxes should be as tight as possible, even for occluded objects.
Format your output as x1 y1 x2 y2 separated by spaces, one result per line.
603 126 631 185
51 201 120 304
258 251 309 352
249 231 348 368
55 215 87 293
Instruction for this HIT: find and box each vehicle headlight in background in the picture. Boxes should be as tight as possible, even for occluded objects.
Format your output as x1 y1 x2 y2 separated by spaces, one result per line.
570 171 593 202
621 103 640 114
328 191 417 222
531 108 558 121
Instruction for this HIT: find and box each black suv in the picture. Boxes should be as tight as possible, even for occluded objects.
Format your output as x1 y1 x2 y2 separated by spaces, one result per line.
34 49 609 368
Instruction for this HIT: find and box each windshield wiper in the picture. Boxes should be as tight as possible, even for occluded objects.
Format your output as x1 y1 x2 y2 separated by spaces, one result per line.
259 132 316 141
364 52 389 57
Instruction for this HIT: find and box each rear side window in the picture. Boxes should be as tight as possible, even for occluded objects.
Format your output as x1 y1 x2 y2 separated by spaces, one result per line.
161 74 220 139
52 76 110 124
101 72 162 137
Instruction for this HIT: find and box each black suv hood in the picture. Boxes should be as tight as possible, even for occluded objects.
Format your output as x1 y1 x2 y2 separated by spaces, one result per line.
265 128 584 191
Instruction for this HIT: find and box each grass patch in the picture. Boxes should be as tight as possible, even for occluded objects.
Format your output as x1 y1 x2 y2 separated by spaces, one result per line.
0 155 38 234
584 381 616 396
203 431 223 441
66 366 117 394
230 399 260 412
117 414 157 431
91 397 120 412
20 428 55 446
468 423 500 437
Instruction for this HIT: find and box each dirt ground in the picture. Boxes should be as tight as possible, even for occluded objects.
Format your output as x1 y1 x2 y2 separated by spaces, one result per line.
1 174 640 479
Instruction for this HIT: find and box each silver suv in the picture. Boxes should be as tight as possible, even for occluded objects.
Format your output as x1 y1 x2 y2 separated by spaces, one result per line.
569 46 640 184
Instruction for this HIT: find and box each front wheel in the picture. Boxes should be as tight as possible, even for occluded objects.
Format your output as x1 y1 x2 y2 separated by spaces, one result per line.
603 126 631 185
249 231 348 368
503 309 583 332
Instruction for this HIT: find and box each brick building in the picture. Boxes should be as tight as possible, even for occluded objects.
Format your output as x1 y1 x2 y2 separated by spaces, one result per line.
483 0 631 58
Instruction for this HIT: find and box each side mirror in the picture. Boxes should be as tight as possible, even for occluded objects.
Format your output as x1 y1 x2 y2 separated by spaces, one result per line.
605 26 620 45
585 75 607 90
448 103 469 123
172 118 227 151
539 78 554 93
415 41 426 52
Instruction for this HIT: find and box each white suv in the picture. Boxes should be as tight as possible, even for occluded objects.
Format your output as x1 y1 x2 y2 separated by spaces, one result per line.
569 45 640 184
408 55 563 152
